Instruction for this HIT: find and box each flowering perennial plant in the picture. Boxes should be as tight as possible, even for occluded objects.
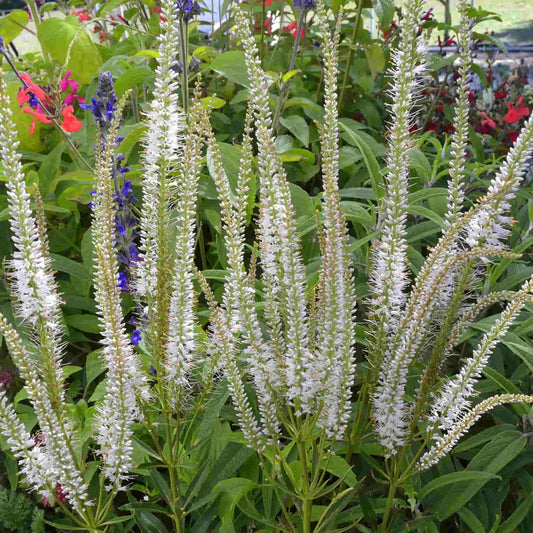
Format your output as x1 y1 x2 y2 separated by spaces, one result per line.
0 0 533 531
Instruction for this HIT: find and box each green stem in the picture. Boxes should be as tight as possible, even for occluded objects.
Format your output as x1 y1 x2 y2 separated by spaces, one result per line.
345 383 369 464
178 20 189 114
271 9 306 134
297 441 312 533
380 482 397 533
25 0 50 63
260 0 266 65
338 0 364 110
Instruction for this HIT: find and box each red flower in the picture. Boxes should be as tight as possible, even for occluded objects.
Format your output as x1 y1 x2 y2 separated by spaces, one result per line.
153 6 167 23
17 72 83 135
263 0 274 5
495 89 508 99
72 9 91 22
255 17 273 34
60 106 83 133
504 97 530 124
18 73 47 102
507 129 519 143
23 107 51 135
285 20 305 39
480 112 496 130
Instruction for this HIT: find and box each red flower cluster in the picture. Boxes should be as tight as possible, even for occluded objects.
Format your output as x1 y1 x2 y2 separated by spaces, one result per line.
17 72 83 135
255 17 273 35
284 20 305 39
504 96 530 124
72 8 91 22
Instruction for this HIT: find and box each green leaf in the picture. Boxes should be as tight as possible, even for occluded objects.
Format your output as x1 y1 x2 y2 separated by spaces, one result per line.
206 142 241 194
364 44 385 79
435 431 527 520
211 51 250 87
374 0 395 28
65 314 100 334
418 471 500 501
201 96 227 110
502 337 533 374
51 254 92 282
289 183 314 219
85 351 104 387
63 365 82 378
454 424 517 454
469 126 485 163
118 124 147 157
4 454 18 491
321 456 358 488
38 18 103 84
38 144 63 197
0 10 29 44
339 122 385 198
196 442 255 499
482 367 529 416
114 67 153 97
457 507 485 533
495 492 533 533
100 515 133 526
280 115 310 147
408 148 432 179
341 201 374 227
285 97 324 121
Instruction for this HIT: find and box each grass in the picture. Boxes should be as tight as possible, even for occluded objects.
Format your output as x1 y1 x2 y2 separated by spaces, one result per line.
426 0 533 44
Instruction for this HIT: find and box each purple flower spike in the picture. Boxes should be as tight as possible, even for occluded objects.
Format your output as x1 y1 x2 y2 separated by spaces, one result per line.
117 271 129 291
149 364 157 376
131 329 142 346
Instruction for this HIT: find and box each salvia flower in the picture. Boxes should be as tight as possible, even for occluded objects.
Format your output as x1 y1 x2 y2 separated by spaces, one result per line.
16 72 83 135
294 0 316 11
176 0 201 22
131 329 142 346
84 73 140 295
80 71 117 133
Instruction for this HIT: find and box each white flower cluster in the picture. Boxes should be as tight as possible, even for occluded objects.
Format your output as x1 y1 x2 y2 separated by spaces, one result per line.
371 0 429 453
371 0 533 459
417 394 533 471
0 72 88 510
369 0 427 334
136 0 185 299
204 4 355 447
91 100 150 490
428 276 533 432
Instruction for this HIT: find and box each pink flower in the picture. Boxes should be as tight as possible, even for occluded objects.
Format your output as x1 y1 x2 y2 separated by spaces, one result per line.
480 112 496 130
60 70 84 106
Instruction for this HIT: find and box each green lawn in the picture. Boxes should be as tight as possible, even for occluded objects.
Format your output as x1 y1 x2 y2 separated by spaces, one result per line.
426 0 533 44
